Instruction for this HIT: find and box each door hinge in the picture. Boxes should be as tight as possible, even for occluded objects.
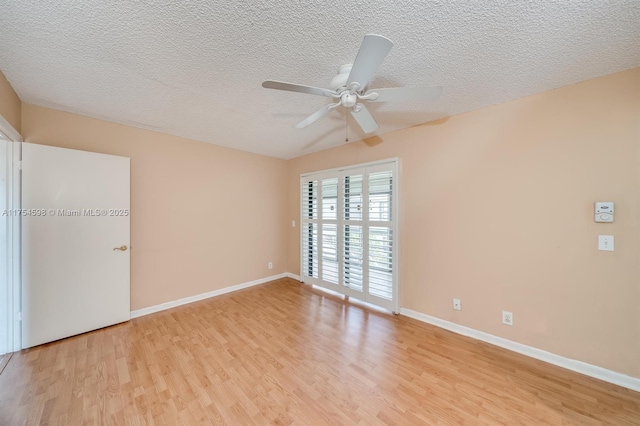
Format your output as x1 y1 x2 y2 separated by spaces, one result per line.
15 160 22 170
16 312 22 322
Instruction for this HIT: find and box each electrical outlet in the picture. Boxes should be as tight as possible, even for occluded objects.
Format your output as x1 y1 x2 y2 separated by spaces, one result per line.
268 262 273 270
502 311 513 326
453 298 461 310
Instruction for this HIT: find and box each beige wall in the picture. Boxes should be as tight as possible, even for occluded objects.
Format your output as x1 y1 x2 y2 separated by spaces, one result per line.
21 104 289 310
0 70 21 133
287 68 640 378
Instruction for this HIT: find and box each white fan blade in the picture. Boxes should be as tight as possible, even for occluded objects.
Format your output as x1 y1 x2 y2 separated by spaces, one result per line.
366 86 443 103
347 34 393 90
350 104 379 133
295 105 331 128
262 80 334 97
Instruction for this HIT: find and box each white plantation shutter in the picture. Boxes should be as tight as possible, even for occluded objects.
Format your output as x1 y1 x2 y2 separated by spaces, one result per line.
342 171 365 294
322 224 338 284
321 178 338 220
343 174 363 221
320 178 339 284
301 180 319 279
367 170 394 302
300 160 399 312
368 170 393 221
343 224 364 292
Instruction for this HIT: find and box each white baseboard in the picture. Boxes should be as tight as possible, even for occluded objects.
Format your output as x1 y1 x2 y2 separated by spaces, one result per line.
130 273 287 319
285 272 302 281
401 308 640 393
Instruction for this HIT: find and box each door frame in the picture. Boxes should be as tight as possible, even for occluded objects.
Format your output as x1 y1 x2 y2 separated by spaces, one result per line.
0 113 22 354
299 158 400 313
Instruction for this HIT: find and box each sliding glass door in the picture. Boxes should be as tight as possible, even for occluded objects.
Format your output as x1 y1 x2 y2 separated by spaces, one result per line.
300 160 398 312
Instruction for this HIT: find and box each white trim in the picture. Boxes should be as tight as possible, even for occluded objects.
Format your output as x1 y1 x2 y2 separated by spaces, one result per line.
0 113 23 352
0 115 22 142
300 157 400 177
9 141 21 352
400 308 640 393
285 272 302 281
0 137 21 355
130 273 286 319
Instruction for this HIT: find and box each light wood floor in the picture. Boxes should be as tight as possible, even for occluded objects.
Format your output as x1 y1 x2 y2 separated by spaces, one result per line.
0 353 12 375
1 278 639 425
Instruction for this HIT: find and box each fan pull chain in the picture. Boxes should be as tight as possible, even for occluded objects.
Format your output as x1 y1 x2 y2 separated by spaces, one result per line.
345 111 349 143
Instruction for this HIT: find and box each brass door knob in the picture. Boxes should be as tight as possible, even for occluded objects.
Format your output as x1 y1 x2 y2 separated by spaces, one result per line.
113 245 128 251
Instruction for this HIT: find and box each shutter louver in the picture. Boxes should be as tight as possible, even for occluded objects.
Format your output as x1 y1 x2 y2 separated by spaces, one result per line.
302 223 318 279
368 171 393 300
302 180 319 279
369 227 393 300
368 171 392 221
322 224 338 284
302 180 318 220
343 225 363 291
343 175 363 221
321 178 338 220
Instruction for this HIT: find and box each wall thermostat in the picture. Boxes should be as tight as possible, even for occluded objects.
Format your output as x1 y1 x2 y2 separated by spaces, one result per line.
595 202 614 223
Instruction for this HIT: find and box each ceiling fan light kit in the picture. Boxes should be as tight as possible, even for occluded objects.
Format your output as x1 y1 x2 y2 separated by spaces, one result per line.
262 34 442 135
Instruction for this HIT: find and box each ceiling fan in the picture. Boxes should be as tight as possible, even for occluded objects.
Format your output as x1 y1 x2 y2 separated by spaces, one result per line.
262 34 442 134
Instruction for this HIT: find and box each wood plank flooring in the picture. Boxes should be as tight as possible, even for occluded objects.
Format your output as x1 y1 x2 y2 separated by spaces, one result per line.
0 277 638 425
0 353 12 376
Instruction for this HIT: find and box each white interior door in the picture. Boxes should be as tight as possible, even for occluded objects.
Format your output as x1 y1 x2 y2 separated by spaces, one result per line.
22 143 130 348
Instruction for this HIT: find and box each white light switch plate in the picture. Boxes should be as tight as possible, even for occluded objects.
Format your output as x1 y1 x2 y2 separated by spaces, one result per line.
598 235 614 251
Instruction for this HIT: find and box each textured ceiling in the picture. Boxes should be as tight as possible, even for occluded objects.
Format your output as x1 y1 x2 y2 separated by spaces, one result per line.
0 1 638 159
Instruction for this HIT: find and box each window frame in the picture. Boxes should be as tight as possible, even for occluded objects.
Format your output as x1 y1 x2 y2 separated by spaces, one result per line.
299 158 400 313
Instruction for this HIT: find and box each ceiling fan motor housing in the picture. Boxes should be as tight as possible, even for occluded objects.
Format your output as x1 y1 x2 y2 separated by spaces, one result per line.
330 64 353 91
